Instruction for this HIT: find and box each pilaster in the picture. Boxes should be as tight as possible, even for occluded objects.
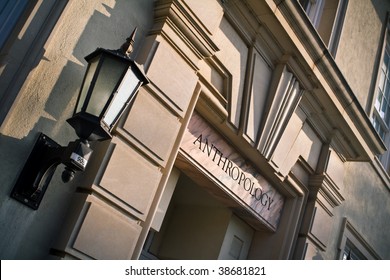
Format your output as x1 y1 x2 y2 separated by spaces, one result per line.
51 0 223 259
294 143 345 259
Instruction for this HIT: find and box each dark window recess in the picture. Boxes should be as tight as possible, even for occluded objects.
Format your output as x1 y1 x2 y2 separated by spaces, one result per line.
0 0 29 49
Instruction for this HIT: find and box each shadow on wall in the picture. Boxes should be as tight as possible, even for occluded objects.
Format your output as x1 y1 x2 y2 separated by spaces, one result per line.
0 0 154 259
72 1 154 66
0 0 68 126
0 129 78 259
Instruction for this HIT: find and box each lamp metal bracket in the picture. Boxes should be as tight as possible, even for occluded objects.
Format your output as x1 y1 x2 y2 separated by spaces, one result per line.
11 133 92 210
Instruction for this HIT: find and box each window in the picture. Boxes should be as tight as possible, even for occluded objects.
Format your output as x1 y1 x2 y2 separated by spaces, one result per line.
299 0 324 28
372 23 390 170
338 218 380 260
342 240 366 260
299 0 348 57
0 0 30 49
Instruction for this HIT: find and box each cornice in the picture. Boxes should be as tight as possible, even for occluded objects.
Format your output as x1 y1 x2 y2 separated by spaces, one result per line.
273 0 386 159
153 0 220 60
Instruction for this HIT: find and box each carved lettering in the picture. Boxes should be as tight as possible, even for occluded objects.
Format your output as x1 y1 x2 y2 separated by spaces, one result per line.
193 134 274 210
193 134 203 149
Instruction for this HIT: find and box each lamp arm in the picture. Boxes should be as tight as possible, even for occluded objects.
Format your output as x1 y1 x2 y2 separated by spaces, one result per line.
29 159 62 203
11 133 92 210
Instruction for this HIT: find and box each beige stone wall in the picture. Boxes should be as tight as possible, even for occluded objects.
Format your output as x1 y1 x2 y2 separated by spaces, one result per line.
0 0 155 259
51 0 226 259
1 0 389 260
337 161 390 259
336 0 390 111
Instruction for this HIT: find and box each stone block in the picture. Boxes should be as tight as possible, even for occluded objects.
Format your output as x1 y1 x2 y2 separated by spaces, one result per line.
123 89 181 164
73 198 142 259
99 138 162 218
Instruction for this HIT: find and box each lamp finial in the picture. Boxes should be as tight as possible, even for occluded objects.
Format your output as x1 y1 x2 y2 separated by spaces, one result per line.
120 27 137 57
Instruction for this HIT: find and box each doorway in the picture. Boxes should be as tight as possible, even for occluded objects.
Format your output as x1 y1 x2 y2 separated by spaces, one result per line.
141 171 254 260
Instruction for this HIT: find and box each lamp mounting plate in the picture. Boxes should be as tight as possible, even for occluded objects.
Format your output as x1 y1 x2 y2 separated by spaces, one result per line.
11 133 61 210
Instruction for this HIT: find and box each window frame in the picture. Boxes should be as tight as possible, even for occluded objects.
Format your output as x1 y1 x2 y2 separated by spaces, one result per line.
298 0 349 57
337 218 381 260
371 16 390 171
299 0 325 28
0 0 69 127
342 239 366 260
328 0 349 56
0 0 31 50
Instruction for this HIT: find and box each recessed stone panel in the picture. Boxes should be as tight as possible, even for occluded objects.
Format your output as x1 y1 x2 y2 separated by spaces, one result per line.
326 149 344 189
146 40 198 113
123 89 181 164
272 108 306 171
245 52 272 141
73 198 142 260
99 138 162 217
213 17 249 128
275 119 322 176
310 204 332 248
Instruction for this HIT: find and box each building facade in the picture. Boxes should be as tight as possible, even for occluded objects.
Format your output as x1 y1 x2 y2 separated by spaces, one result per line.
0 0 389 260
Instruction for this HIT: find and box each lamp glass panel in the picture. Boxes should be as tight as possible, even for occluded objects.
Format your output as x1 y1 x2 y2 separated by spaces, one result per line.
76 57 100 114
103 68 141 127
86 55 128 117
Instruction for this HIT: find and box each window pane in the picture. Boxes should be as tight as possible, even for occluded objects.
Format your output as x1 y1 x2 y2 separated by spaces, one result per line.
0 0 29 48
76 57 99 113
375 91 383 111
86 56 127 117
373 115 386 141
103 68 141 127
378 70 385 92
386 106 390 126
299 0 323 28
377 42 390 133
380 103 387 119
385 77 390 100
384 51 390 74
343 240 367 260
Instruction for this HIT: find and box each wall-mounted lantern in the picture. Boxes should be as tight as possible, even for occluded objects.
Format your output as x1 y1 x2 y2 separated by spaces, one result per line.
11 28 149 210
